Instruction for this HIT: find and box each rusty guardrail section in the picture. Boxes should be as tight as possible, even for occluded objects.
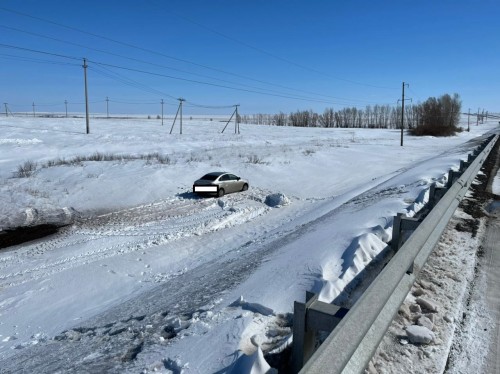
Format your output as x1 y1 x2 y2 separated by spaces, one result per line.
295 134 499 374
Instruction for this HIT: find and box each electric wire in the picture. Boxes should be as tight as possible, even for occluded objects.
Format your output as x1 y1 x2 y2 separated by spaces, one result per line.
0 52 79 66
1 25 344 102
89 64 179 101
89 60 346 105
0 43 382 106
158 5 398 90
0 6 392 104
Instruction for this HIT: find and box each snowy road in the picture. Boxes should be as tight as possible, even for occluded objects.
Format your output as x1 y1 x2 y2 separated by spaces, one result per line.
0 117 498 373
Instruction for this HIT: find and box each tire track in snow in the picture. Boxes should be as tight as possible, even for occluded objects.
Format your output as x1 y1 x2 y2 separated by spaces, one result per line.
0 191 270 288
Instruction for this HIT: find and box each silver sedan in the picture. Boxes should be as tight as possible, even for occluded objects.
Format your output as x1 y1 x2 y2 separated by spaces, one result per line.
193 172 249 197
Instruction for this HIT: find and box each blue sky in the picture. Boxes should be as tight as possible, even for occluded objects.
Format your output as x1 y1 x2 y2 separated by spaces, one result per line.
1 0 499 115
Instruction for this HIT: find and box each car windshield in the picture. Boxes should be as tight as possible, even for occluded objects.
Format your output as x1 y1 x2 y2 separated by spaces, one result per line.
200 174 219 181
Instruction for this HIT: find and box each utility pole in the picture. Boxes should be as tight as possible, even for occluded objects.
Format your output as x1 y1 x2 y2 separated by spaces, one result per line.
83 58 90 134
106 97 109 118
169 98 185 134
65 100 68 118
4 103 8 117
235 104 240 134
179 98 185 134
32 102 35 117
477 108 479 126
467 108 470 132
399 82 410 146
221 105 239 134
161 99 164 126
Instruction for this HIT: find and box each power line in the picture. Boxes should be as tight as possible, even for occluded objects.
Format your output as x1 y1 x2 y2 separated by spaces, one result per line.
152 2 398 90
1 25 321 101
89 60 350 105
0 6 391 105
89 64 179 101
0 52 79 66
0 43 80 61
0 42 382 107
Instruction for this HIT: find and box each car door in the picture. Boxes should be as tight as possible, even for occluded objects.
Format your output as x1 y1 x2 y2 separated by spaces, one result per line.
218 174 231 192
227 174 242 192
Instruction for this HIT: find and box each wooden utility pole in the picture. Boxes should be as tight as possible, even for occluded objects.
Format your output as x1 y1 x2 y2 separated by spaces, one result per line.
477 108 480 126
4 103 8 117
65 100 68 118
235 104 240 134
222 105 239 134
83 58 90 134
179 98 185 134
169 98 184 134
106 96 109 118
400 82 409 146
32 102 35 117
467 108 470 132
161 99 164 126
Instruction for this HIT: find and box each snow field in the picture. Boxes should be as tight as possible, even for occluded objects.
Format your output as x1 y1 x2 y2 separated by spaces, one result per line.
0 116 498 372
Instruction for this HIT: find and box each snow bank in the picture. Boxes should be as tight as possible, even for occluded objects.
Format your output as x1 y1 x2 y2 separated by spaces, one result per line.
264 193 289 208
230 296 275 316
318 224 391 303
229 346 276 374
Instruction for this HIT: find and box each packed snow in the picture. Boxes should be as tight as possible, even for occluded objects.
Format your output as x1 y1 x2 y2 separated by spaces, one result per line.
0 115 498 373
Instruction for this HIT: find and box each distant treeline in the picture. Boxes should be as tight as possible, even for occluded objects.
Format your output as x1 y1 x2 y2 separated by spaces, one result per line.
241 93 464 135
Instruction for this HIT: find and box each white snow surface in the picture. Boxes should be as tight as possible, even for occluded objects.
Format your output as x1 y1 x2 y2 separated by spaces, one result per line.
0 116 498 373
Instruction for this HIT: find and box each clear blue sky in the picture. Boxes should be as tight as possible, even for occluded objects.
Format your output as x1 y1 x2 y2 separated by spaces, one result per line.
1 0 499 115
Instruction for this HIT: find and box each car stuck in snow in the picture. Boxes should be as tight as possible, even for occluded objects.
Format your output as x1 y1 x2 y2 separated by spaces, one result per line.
193 172 249 197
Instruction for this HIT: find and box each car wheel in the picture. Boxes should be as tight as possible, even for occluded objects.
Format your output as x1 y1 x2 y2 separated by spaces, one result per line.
218 188 225 197
241 184 248 191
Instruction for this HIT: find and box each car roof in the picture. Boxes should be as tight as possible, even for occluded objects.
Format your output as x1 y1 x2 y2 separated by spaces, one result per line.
204 171 228 177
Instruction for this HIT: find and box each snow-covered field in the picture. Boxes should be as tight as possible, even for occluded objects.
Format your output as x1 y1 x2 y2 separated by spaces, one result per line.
0 116 498 373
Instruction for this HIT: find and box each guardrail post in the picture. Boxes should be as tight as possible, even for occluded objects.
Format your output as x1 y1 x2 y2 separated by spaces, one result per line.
391 213 403 250
293 292 349 373
429 184 447 208
392 213 421 251
446 169 454 188
292 295 317 373
447 169 462 188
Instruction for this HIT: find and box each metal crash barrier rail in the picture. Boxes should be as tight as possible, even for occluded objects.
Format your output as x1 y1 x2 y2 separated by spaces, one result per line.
295 134 499 374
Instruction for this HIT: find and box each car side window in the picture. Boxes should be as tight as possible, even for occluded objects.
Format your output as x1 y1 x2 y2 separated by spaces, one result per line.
228 174 238 180
220 174 230 181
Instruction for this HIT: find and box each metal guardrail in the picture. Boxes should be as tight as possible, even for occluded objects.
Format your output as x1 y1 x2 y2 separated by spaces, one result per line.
298 134 499 374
